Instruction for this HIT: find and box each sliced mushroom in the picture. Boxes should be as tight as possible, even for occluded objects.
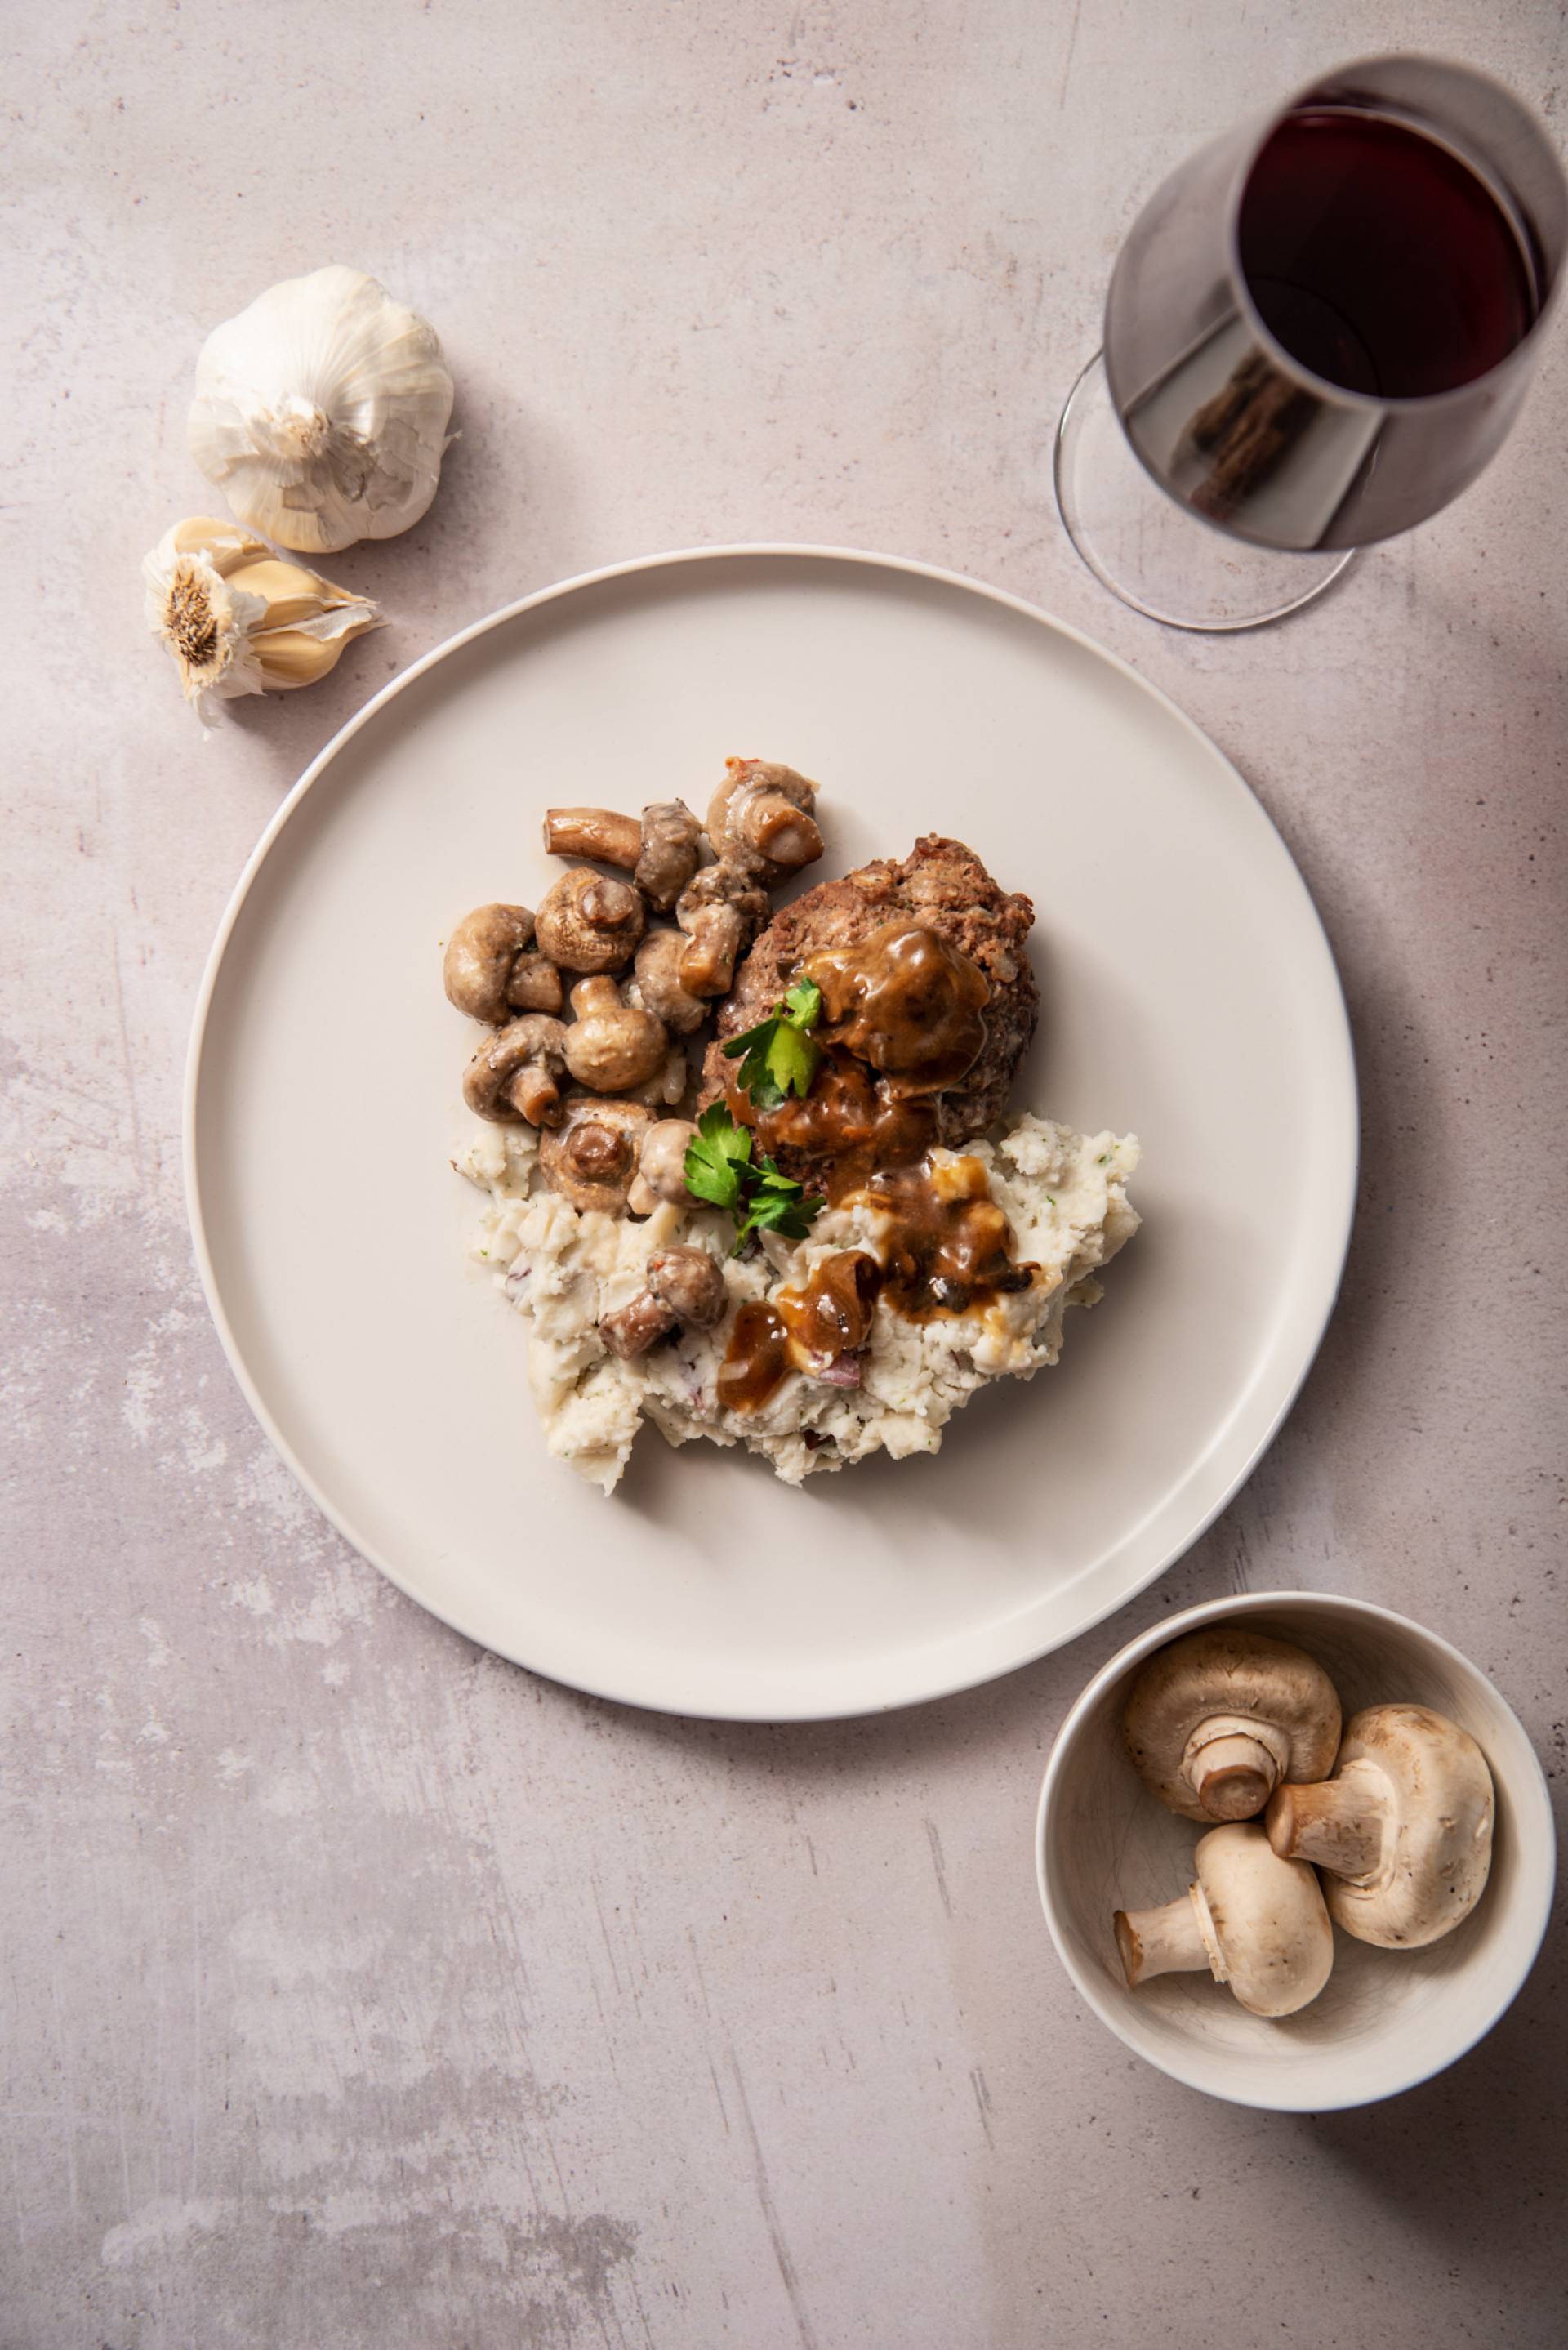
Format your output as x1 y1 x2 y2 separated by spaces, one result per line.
543 800 702 912
443 903 563 1022
563 975 670 1094
628 1118 697 1216
1265 1703 1495 1948
1122 1626 1343 1823
600 1244 727 1359
706 757 823 885
629 928 709 1037
461 1014 569 1126
533 867 647 973
675 860 770 997
1114 1823 1334 2019
538 1096 653 1214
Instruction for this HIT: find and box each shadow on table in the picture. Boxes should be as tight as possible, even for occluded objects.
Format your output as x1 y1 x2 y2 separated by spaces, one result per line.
1298 1920 1568 2296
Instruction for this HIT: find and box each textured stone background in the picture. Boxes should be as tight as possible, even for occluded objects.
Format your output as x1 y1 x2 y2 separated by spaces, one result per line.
4 3 1565 2344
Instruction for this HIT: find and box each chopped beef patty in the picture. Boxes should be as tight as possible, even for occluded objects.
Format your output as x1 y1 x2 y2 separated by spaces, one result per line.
700 835 1038 1164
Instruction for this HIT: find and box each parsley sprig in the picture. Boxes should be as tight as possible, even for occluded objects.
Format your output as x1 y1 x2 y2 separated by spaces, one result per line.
722 978 823 1112
683 1104 824 1256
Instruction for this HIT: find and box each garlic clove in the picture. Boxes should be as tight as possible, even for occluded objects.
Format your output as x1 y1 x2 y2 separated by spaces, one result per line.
188 265 455 554
251 613 380 691
143 517 381 726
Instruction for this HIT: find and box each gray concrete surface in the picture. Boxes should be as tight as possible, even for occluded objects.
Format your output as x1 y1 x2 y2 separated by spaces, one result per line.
4 3 1565 2344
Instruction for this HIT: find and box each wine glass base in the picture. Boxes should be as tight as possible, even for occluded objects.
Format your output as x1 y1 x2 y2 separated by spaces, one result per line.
1054 351 1355 631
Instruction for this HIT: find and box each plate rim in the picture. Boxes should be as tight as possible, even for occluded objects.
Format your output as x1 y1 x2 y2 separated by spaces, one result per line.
183 542 1360 1720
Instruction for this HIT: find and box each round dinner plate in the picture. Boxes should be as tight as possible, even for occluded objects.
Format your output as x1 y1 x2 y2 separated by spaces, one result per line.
186 546 1356 1721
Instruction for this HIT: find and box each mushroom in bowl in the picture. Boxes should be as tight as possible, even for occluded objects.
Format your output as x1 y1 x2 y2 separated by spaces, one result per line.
1036 1592 1554 2111
1114 1823 1334 2019
1264 1703 1495 1947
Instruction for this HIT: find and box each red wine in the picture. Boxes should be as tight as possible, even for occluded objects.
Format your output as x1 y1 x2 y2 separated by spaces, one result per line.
1239 105 1539 399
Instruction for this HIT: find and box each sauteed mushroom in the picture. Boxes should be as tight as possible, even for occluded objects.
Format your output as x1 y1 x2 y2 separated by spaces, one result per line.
538 1097 653 1213
706 758 823 885
629 928 708 1037
534 868 647 973
461 1014 569 1127
628 1118 697 1216
563 976 670 1094
543 800 702 912
599 1244 727 1358
443 903 563 1022
675 861 769 997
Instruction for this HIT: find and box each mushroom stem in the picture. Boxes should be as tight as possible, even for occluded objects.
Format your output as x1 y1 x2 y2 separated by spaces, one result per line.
1113 1888 1216 1988
1265 1759 1388 1881
1180 1716 1290 1822
543 808 643 867
740 792 823 871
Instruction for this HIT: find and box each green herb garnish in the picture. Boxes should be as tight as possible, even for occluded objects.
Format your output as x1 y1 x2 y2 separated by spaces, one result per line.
722 977 824 1111
682 1102 755 1215
683 1104 824 1256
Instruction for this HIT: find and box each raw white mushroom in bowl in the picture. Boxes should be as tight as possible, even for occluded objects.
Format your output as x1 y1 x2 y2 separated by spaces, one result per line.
1265 1702 1495 1947
188 265 455 555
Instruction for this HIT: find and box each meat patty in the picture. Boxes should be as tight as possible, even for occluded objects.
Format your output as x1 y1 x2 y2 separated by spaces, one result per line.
700 835 1038 1151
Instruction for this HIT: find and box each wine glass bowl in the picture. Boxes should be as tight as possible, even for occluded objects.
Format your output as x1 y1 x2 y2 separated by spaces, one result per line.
1058 54 1567 628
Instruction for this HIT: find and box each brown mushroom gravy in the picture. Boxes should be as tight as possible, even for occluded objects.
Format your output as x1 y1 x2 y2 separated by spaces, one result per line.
715 918 1040 1412
715 1251 881 1415
800 921 990 1094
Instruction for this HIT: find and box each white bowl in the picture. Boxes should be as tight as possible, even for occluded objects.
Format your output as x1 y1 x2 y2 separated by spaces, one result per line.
1036 1591 1556 2110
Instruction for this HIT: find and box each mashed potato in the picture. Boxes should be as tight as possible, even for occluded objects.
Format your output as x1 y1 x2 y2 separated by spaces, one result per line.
457 1113 1139 1493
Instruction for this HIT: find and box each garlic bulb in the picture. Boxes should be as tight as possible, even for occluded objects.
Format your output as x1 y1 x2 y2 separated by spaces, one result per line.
143 517 381 726
188 266 455 554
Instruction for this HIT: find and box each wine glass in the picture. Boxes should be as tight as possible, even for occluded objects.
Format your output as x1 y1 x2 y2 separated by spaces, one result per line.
1055 54 1566 631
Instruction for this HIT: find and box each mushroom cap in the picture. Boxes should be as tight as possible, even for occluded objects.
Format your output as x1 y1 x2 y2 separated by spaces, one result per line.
461 1014 568 1125
630 929 709 1036
639 1119 697 1204
646 1243 726 1328
563 975 670 1093
634 800 702 912
1193 1824 1334 2018
534 868 647 973
1122 1626 1343 1822
706 758 822 882
1322 1705 1495 1949
537 1096 654 1212
443 903 536 1024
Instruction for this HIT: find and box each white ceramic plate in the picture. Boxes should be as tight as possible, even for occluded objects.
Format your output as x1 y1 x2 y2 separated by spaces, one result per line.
186 546 1356 1721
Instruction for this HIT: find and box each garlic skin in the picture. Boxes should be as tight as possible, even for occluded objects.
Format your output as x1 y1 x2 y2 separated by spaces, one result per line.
188 266 455 554
143 517 381 727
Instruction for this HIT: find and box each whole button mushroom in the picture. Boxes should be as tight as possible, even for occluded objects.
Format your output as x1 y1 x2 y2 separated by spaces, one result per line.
675 861 771 997
543 800 702 913
706 757 823 885
629 929 709 1037
563 976 670 1094
628 1118 697 1217
599 1244 728 1359
1264 1703 1495 1948
462 1014 569 1127
538 1097 654 1214
534 868 647 974
1122 1625 1342 1823
1114 1822 1334 2019
443 903 563 1023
